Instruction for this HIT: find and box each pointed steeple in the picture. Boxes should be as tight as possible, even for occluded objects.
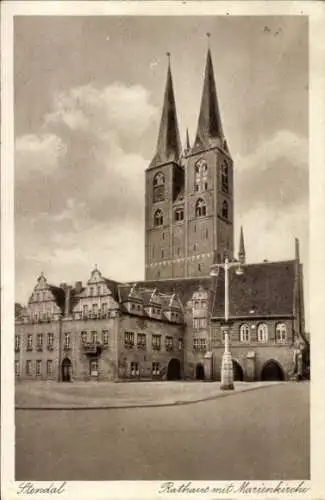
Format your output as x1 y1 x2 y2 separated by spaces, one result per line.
194 40 225 150
238 226 246 265
185 128 191 150
150 53 181 168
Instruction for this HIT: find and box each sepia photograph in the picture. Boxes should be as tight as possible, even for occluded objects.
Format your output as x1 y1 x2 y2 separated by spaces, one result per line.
9 8 312 487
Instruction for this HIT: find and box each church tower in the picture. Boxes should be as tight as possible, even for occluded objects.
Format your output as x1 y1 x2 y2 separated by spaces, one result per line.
183 43 234 276
145 55 184 280
145 44 234 280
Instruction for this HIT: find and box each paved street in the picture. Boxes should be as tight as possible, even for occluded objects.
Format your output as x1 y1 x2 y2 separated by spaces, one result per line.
15 382 309 480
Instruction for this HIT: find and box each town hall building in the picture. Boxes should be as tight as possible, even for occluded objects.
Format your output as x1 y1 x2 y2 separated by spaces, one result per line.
15 46 309 383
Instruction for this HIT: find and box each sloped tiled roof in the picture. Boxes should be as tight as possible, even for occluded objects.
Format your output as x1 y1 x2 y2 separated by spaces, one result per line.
211 260 296 318
131 277 212 306
48 285 66 312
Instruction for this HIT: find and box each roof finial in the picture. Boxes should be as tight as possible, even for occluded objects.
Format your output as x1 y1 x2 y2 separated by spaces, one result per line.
206 32 211 47
166 51 171 64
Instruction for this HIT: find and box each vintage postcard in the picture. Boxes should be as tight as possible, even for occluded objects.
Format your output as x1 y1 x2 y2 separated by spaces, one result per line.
1 1 325 499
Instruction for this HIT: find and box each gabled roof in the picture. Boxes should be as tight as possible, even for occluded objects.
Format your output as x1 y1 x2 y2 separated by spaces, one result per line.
211 260 296 319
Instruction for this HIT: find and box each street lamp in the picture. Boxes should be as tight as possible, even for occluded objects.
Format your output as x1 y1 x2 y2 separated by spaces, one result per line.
210 257 244 390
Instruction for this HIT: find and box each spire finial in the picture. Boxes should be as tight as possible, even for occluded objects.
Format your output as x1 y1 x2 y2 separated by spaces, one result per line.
166 52 171 63
238 226 246 265
206 32 211 47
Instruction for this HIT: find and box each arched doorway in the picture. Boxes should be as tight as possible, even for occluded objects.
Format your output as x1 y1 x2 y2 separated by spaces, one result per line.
261 360 284 381
196 363 205 380
232 360 244 381
167 358 181 380
61 358 72 382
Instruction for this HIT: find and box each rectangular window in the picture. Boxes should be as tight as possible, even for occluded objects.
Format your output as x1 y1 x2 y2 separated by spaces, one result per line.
64 332 71 350
165 336 173 352
47 332 54 350
161 249 164 258
81 331 87 344
90 359 98 377
36 360 42 376
91 331 97 344
102 330 109 345
26 360 32 375
130 362 139 377
124 331 134 348
15 335 20 352
193 338 207 352
83 304 88 317
102 303 108 314
47 360 53 376
27 334 33 351
152 362 160 376
137 333 146 349
37 333 43 350
152 335 161 351
15 361 20 377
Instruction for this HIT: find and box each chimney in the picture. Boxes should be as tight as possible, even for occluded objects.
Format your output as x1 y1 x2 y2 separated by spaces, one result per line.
64 286 72 318
60 282 67 289
75 281 83 294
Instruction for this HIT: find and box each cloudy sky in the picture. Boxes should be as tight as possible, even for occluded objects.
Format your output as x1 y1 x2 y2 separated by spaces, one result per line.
14 15 309 316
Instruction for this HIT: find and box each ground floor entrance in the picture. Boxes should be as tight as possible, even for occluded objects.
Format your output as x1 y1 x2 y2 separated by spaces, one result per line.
232 360 244 381
261 360 285 381
167 358 181 380
61 358 72 382
196 363 205 380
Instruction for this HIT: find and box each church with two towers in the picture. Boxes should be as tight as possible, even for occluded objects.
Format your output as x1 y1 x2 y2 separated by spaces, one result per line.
15 46 309 383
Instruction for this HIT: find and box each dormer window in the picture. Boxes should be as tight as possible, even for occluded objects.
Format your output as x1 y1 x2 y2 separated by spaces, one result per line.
154 209 163 227
195 199 206 217
153 172 165 203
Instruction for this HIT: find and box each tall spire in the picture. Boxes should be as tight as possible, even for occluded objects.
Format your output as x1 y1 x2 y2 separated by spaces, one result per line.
238 226 246 264
194 39 225 150
185 128 191 150
150 53 181 168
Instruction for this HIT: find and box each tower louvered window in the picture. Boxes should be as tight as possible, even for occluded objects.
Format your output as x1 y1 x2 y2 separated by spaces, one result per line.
194 158 208 192
153 172 165 203
222 162 229 193
154 209 163 226
195 199 207 217
222 200 228 220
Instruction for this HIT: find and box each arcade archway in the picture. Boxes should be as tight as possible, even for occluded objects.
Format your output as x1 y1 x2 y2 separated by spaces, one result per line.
167 358 181 380
61 358 72 382
261 360 285 381
232 360 244 381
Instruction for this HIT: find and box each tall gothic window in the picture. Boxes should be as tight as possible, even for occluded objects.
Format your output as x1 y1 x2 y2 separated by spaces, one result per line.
222 162 229 193
275 323 287 343
154 209 163 226
257 323 268 343
195 199 206 217
194 159 208 192
153 172 165 203
222 200 228 219
240 324 250 343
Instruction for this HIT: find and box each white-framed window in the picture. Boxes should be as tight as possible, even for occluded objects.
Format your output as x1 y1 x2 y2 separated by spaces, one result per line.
152 362 160 376
154 209 163 226
92 303 98 315
37 333 43 350
124 331 134 348
165 336 173 351
47 360 53 376
15 361 20 377
27 334 33 351
103 330 109 345
91 331 97 344
15 335 20 351
47 332 54 349
90 359 98 377
137 333 146 349
193 318 208 329
26 360 32 376
276 323 287 343
195 198 207 217
130 361 139 377
257 323 268 343
83 304 89 317
153 172 165 203
193 338 207 352
240 324 250 343
36 360 42 376
102 303 108 314
81 331 87 344
152 335 161 351
64 332 71 349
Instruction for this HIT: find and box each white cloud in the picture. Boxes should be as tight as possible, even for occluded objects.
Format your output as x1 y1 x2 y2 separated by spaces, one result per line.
15 133 67 179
